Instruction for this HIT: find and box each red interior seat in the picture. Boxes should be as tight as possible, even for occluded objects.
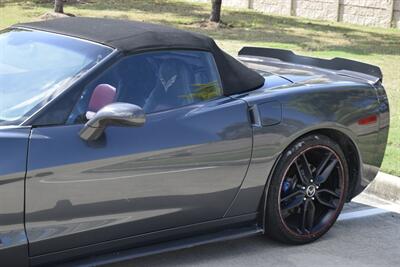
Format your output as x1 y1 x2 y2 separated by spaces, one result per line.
88 84 117 113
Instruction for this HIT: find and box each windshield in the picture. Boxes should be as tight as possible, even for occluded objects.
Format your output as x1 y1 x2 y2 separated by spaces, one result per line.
0 29 113 126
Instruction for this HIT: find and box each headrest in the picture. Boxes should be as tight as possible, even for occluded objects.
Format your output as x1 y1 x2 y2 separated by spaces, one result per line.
158 60 187 92
88 84 117 113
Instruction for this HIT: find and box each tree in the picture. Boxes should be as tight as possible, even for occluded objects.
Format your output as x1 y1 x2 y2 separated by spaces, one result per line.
210 0 222 23
54 0 65 13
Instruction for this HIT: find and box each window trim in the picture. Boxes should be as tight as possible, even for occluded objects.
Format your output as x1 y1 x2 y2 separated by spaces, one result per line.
17 29 118 127
66 49 225 124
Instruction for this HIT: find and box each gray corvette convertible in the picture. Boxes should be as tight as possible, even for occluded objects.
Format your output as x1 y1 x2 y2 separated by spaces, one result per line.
0 18 389 266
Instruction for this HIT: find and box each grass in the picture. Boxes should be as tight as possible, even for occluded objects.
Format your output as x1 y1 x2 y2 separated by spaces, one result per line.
1 0 399 175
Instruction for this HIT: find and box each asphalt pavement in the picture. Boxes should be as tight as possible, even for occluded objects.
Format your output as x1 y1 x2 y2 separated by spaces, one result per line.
110 193 400 267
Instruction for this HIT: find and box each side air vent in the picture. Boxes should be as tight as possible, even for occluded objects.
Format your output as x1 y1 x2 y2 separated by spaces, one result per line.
249 101 282 127
258 101 282 126
249 105 262 127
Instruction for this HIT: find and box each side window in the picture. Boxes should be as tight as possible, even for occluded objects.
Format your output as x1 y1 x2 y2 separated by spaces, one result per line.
67 50 223 124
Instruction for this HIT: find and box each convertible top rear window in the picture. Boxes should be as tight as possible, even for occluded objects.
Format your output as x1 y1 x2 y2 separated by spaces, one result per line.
0 29 113 126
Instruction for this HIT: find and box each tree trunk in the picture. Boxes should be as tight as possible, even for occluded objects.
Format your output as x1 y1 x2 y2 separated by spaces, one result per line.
210 0 222 23
54 0 65 14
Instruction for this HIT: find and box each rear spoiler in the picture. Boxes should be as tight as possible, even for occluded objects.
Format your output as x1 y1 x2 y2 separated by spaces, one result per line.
239 47 383 83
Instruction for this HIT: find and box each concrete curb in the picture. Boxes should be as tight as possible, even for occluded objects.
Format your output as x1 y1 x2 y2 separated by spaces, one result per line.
364 172 400 204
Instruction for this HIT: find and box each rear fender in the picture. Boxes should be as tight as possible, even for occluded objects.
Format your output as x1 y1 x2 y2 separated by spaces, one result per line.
226 80 383 218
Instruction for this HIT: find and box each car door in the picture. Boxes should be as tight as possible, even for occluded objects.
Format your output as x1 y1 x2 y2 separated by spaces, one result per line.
25 51 253 255
0 127 31 267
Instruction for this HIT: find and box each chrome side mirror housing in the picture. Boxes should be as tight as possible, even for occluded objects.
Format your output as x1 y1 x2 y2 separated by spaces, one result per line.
79 103 146 141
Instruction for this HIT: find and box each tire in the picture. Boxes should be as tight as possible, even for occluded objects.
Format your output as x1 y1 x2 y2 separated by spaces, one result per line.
264 134 349 244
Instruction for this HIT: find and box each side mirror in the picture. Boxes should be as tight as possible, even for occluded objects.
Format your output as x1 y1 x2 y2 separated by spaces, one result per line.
79 102 146 141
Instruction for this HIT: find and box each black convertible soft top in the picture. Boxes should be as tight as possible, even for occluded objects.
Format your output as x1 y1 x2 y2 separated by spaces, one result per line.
14 17 265 95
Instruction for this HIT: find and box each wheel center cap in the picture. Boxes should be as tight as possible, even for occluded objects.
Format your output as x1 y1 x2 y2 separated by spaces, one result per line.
306 185 316 197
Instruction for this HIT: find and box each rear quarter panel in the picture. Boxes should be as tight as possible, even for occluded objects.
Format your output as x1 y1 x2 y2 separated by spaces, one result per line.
226 78 387 216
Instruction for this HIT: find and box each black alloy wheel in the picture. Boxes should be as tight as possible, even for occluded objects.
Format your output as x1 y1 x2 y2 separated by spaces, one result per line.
265 134 349 244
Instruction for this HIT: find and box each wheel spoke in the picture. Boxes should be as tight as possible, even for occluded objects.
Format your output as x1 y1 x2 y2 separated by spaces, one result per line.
306 201 316 230
316 194 337 209
301 153 313 179
281 190 304 203
316 152 332 176
295 154 312 185
317 189 340 199
316 158 338 184
281 194 305 211
301 200 315 232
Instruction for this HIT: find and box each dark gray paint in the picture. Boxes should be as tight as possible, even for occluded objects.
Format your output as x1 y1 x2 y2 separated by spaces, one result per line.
0 127 30 267
25 97 253 255
239 47 383 82
226 57 388 216
257 101 282 126
0 49 389 266
30 213 258 266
